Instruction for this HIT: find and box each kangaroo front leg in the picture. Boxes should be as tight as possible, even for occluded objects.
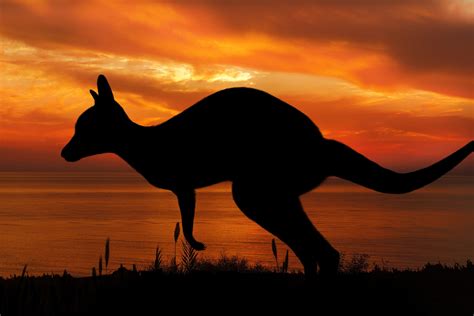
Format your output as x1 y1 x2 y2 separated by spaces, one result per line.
175 189 206 251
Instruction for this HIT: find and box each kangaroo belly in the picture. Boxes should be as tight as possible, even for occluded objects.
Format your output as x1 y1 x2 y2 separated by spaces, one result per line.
160 127 328 192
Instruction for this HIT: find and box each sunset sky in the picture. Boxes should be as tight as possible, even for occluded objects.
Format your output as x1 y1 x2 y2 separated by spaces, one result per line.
0 0 473 173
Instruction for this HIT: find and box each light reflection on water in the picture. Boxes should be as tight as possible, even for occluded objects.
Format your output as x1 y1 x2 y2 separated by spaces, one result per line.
0 172 472 276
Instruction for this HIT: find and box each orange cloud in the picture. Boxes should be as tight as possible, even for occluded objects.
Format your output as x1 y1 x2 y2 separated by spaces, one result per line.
1 1 472 97
0 0 472 172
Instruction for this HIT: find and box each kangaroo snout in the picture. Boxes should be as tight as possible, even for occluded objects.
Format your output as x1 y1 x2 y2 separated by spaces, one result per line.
61 146 76 162
61 138 80 162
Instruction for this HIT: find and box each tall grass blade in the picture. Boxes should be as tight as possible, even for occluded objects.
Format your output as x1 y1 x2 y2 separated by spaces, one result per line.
173 222 180 271
105 237 110 273
181 240 198 273
99 256 102 276
21 264 27 278
154 245 163 271
174 222 180 243
282 250 289 273
271 238 278 271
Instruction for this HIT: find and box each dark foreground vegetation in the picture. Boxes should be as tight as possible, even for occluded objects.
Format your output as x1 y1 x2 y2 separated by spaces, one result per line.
1 255 473 316
1 231 473 315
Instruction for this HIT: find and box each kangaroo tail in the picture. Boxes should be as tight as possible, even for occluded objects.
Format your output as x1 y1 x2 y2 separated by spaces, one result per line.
324 139 473 194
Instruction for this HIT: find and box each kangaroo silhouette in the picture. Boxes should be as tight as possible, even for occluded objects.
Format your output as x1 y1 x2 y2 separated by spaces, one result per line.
62 75 473 276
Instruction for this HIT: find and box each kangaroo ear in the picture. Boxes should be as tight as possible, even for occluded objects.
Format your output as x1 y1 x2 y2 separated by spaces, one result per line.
90 90 99 102
97 74 114 100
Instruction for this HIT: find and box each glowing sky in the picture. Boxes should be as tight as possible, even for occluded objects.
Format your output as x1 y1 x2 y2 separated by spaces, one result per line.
0 0 472 172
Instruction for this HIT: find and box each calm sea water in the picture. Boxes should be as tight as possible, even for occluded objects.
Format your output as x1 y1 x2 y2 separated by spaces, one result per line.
0 172 472 276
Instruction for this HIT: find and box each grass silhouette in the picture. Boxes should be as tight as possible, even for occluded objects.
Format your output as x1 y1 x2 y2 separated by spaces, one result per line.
154 245 163 272
105 238 110 274
2 256 473 316
1 227 473 315
181 240 198 273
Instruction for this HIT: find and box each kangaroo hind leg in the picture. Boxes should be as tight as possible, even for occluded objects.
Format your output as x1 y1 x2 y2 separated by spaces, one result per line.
232 181 339 277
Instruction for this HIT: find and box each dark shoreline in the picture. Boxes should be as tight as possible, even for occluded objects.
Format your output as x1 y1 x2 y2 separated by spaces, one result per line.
2 262 473 316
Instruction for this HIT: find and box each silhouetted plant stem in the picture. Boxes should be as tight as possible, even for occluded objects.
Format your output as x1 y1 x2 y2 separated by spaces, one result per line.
99 256 102 277
105 237 110 274
174 222 180 270
282 250 289 273
272 239 278 272
181 240 198 273
154 245 163 271
21 264 27 279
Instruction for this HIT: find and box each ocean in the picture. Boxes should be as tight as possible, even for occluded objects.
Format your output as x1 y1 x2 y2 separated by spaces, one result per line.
0 172 472 276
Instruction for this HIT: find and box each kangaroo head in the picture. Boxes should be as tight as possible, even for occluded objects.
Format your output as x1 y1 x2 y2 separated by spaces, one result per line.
61 75 131 162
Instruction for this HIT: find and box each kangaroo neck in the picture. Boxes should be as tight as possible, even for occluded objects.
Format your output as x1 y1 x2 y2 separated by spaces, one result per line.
113 122 159 173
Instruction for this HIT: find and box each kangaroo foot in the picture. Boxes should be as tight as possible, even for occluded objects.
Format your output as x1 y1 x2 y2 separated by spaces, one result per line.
186 237 206 251
318 250 340 277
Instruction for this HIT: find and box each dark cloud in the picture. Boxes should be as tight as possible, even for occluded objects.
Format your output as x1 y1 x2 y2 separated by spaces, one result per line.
181 0 473 76
1 0 472 98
